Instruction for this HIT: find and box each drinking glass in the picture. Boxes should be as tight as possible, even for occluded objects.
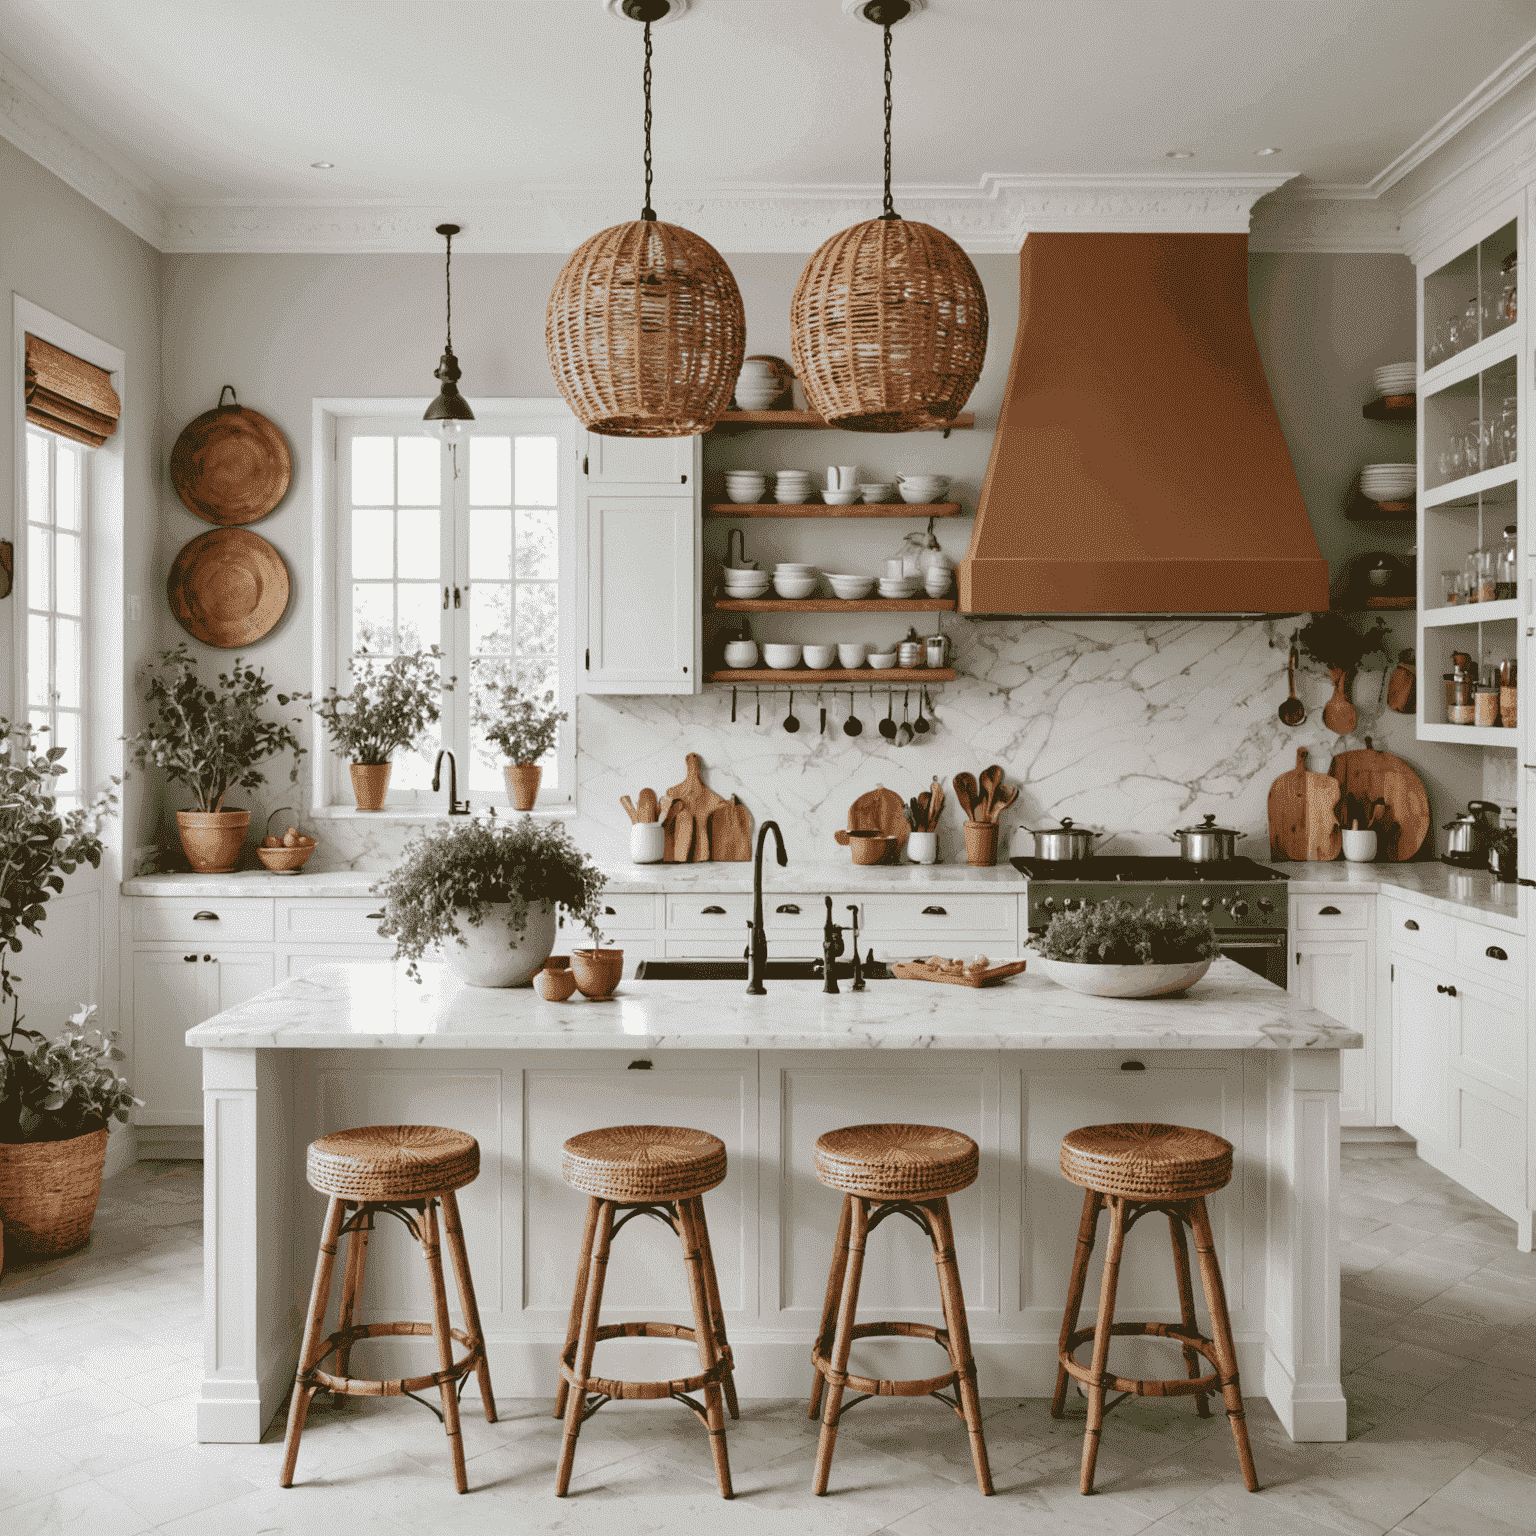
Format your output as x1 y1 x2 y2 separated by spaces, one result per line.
1441 570 1464 605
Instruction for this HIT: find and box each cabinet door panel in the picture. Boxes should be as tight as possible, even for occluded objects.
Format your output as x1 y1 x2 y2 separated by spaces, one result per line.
585 433 693 486
131 950 208 1124
1393 959 1449 1144
1453 981 1525 1096
1291 939 1370 1125
210 951 275 1013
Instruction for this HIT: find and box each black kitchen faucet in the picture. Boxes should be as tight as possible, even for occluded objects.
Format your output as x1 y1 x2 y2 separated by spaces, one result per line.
746 820 787 995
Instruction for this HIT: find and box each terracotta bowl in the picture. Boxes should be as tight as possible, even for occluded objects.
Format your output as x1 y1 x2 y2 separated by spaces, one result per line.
544 954 570 971
535 967 578 1002
571 948 624 998
847 831 892 866
255 841 317 873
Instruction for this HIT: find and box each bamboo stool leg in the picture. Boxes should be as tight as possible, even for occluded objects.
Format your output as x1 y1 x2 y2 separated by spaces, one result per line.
1189 1197 1259 1493
441 1189 496 1424
1080 1195 1127 1497
281 1196 346 1488
808 1193 854 1422
556 1198 614 1497
677 1198 734 1499
417 1198 469 1494
334 1203 370 1385
553 1195 602 1420
691 1195 739 1422
1168 1209 1212 1419
1052 1188 1102 1419
926 1198 994 1496
812 1195 869 1496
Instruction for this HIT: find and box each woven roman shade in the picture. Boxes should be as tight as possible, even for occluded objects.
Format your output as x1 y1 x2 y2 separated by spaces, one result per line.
25 334 120 447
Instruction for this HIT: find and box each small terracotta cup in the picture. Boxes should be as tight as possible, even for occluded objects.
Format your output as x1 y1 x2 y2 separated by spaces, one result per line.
964 820 999 867
543 955 570 971
847 830 892 866
535 967 578 1002
571 948 624 998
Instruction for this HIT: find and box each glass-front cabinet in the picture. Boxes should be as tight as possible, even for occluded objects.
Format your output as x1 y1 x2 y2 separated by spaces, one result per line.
1418 196 1526 744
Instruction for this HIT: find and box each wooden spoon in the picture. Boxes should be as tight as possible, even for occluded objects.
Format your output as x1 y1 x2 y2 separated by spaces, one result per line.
620 795 638 824
989 783 1019 824
637 788 658 823
978 764 1004 820
1322 667 1358 735
953 772 978 820
1279 647 1306 727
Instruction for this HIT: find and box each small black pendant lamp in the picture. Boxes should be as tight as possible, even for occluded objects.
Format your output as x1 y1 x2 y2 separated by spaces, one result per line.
424 222 475 437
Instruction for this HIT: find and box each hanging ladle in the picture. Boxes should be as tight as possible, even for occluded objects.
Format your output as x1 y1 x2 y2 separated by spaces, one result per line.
1279 645 1306 727
896 690 913 748
913 688 930 735
843 690 863 737
879 688 897 740
818 690 826 735
731 686 737 724
755 687 761 726
783 689 800 733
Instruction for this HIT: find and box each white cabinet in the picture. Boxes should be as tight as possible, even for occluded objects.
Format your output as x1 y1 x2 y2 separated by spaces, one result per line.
579 435 701 696
1391 956 1451 1147
1292 938 1374 1127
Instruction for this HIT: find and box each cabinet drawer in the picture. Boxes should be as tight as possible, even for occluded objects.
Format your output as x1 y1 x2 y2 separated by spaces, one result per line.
595 895 658 933
1387 902 1452 957
665 894 822 934
131 898 274 944
275 898 390 944
858 894 1017 935
1292 895 1371 932
875 935 1020 962
1453 924 1525 991
662 937 818 959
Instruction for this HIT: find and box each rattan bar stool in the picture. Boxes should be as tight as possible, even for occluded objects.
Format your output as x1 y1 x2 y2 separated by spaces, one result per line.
553 1125 737 1499
807 1123 993 1497
280 1125 494 1495
1052 1122 1259 1496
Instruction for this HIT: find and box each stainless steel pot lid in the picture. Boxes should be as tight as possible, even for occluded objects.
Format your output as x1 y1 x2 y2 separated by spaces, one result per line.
1174 814 1240 836
1028 817 1094 833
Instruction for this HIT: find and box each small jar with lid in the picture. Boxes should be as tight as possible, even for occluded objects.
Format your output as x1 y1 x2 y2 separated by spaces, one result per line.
1500 657 1518 728
1497 524 1518 600
1447 666 1475 725
1492 396 1518 467
1475 667 1501 728
1466 548 1493 603
1463 293 1482 350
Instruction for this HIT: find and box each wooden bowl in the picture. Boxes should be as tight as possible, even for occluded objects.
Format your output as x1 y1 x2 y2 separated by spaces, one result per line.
255 842 316 873
535 967 578 1002
847 831 892 866
571 948 624 998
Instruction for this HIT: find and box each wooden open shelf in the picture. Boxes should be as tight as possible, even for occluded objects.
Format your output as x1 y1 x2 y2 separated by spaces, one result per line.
710 410 974 432
1345 485 1415 522
1335 596 1416 611
710 597 956 613
708 667 956 684
706 501 961 518
1363 394 1416 422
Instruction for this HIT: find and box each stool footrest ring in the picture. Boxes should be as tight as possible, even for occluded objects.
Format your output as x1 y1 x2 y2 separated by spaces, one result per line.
559 1322 734 1402
1059 1320 1223 1399
304 1321 482 1398
811 1320 973 1399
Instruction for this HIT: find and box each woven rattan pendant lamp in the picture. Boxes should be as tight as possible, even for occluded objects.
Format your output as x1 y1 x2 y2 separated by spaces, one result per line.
546 0 744 437
424 223 475 438
791 1 987 432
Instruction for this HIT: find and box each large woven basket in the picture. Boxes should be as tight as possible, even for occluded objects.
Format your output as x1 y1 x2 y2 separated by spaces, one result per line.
0 1126 110 1256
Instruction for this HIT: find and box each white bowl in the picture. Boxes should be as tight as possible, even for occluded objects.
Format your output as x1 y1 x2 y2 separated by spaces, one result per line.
723 571 770 586
878 582 922 598
724 469 766 480
762 643 802 670
859 484 897 502
898 486 947 504
837 643 868 668
868 652 898 669
723 641 759 668
773 561 816 569
829 579 877 600
726 486 767 503
821 489 861 505
735 391 780 408
898 475 948 487
773 576 819 599
724 582 771 599
774 491 816 505
802 645 837 669
1033 955 1214 999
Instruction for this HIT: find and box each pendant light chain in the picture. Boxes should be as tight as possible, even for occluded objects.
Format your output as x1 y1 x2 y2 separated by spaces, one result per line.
641 21 656 220
881 22 898 220
443 227 453 348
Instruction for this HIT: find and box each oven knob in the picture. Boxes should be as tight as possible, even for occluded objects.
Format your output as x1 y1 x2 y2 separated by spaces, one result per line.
1200 897 1215 913
1042 897 1055 911
1230 899 1250 920
1176 895 1188 909
1063 898 1080 912
1257 898 1273 913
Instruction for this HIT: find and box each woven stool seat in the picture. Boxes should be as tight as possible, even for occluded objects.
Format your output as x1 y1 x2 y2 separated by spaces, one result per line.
814 1123 978 1201
1060 1122 1232 1201
307 1124 479 1203
562 1124 727 1203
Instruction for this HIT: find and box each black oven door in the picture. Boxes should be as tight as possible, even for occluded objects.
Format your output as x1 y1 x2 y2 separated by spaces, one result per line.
1218 934 1287 987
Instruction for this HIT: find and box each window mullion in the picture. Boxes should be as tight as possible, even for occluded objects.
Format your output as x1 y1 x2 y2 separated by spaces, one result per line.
451 438 471 768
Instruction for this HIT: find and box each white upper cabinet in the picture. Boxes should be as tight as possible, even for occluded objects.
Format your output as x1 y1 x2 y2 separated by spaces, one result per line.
579 434 701 695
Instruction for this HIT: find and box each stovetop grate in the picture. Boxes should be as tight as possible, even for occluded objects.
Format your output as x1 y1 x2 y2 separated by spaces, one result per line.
1009 856 1289 883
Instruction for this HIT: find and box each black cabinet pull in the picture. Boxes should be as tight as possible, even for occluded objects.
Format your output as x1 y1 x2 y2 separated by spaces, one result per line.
775 903 801 915
1317 906 1341 916
1486 946 1508 961
922 905 948 916
192 910 219 921
183 954 196 963
604 906 617 915
701 905 726 915
1403 919 1419 931
1436 983 1459 997
203 954 212 963
365 910 385 920
628 1059 653 1070
1120 1060 1146 1071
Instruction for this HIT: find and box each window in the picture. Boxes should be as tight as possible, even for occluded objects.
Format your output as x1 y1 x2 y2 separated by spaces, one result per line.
332 407 577 808
24 426 87 808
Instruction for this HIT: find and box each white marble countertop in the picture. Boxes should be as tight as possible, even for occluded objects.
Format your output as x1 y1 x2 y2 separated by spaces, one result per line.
186 955 1360 1053
1269 861 1525 932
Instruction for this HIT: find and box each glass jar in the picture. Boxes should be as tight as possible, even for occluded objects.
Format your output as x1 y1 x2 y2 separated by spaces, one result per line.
1467 418 1486 474
1503 251 1519 322
1476 667 1501 728
1465 548 1489 603
1441 569 1464 605
1463 293 1482 349
1447 667 1475 725
1497 524 1518 600
1500 657 1518 728
1496 396 1519 467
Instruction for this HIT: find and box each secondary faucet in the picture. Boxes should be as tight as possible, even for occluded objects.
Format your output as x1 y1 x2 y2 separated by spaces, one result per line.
432 750 471 815
821 896 846 994
746 820 787 995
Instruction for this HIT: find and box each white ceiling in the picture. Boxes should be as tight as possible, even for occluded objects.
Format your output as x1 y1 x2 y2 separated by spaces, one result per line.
3 0 1536 250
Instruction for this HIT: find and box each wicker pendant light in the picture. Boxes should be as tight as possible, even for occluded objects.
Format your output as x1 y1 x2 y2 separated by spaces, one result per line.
791 2 987 433
423 223 475 438
546 1 744 438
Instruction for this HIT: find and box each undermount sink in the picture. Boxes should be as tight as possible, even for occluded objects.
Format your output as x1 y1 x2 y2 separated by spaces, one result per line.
635 959 894 982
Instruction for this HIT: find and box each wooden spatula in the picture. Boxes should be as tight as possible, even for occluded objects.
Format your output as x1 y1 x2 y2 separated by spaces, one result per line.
988 783 1018 824
637 788 658 823
953 772 978 820
978 765 1004 820
620 795 638 824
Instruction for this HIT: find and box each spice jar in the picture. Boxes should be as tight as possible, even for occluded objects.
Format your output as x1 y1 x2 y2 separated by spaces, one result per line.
1500 657 1518 729
1441 569 1464 605
1476 667 1501 728
1446 659 1475 725
1497 524 1518 601
1465 548 1490 603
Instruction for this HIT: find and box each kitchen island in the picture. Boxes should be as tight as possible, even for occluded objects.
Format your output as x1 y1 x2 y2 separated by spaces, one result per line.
188 957 1357 1447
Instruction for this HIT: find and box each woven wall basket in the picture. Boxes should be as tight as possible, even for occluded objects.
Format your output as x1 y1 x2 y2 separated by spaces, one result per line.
791 218 988 433
546 219 746 438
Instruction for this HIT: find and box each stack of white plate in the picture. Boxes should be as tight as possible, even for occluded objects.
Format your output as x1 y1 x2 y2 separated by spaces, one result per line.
722 567 770 599
1359 463 1416 501
724 471 767 504
773 471 814 504
897 475 949 504
1371 362 1417 398
877 575 923 599
824 573 877 600
859 482 897 503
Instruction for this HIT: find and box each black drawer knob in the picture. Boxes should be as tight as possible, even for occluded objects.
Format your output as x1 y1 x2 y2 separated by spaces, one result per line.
776 903 801 915
365 910 385 920
922 905 948 916
1486 946 1508 961
701 905 726 915
604 906 617 915
1403 920 1419 931
1436 983 1458 997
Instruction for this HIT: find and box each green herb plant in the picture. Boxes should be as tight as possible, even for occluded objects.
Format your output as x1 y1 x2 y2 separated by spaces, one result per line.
471 677 567 766
313 649 452 766
1036 898 1219 966
373 816 606 982
1295 613 1392 676
0 1005 139 1143
124 645 306 812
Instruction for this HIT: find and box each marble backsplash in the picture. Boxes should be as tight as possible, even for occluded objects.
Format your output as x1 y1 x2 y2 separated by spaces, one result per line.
199 614 1477 879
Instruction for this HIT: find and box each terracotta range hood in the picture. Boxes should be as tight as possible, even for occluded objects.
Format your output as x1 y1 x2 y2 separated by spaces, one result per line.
958 232 1329 618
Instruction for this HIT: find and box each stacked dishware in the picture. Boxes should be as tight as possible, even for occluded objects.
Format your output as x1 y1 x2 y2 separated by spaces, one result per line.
859 482 897 502
772 563 818 599
878 572 923 599
722 566 771 599
824 572 877 600
1359 463 1416 503
897 474 949 504
1370 361 1417 398
734 358 783 410
724 470 767 504
773 470 815 504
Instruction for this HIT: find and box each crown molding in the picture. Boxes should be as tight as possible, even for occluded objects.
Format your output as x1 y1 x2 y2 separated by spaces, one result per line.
1246 189 1403 254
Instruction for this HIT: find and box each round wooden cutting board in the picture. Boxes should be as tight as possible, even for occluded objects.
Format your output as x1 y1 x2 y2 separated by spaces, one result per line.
167 528 289 647
169 396 291 524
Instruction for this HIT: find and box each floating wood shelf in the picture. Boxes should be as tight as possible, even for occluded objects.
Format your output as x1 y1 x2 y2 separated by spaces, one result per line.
709 410 974 432
1334 596 1415 612
709 597 957 613
1344 485 1415 522
706 501 962 519
1362 394 1416 422
707 667 956 684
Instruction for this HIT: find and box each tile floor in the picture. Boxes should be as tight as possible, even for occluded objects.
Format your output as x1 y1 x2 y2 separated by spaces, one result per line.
2 1145 1535 1533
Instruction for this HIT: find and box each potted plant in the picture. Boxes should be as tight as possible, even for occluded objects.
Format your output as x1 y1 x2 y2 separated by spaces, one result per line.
313 649 451 811
1032 898 1219 999
471 676 567 811
1296 612 1392 723
0 720 129 1259
125 646 306 871
373 815 606 987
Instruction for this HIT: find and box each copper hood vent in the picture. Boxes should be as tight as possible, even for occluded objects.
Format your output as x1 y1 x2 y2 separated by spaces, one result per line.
957 232 1329 618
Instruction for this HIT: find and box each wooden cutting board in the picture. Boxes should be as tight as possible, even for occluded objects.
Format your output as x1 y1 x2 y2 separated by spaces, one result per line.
1267 748 1342 861
833 786 909 862
1329 742 1430 861
667 806 694 863
666 752 732 863
707 798 753 862
892 959 1028 988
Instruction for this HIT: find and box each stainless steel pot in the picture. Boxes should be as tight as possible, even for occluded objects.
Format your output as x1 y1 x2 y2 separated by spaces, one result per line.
1029 818 1100 861
1442 800 1502 864
1170 814 1239 863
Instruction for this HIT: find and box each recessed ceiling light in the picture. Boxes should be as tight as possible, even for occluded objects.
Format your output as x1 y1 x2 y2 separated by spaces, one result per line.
1254 147 1282 157
1164 149 1195 159
311 161 334 169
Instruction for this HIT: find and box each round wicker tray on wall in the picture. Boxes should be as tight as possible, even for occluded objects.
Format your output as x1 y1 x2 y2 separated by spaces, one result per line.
169 388 291 525
167 527 289 647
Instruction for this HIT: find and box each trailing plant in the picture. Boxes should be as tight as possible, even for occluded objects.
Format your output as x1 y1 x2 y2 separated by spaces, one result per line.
0 1005 139 1143
373 815 606 982
1036 898 1218 966
471 676 566 766
1295 612 1392 676
124 646 306 812
313 648 452 765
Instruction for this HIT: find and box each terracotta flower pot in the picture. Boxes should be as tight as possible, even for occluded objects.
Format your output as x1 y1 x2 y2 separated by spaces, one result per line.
963 819 999 867
571 948 624 999
176 809 251 873
0 1125 110 1256
505 764 541 812
350 762 392 811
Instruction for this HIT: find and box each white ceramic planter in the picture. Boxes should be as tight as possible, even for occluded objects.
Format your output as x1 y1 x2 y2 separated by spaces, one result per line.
1034 955 1214 999
631 823 666 863
907 832 938 865
443 901 557 988
1342 829 1378 863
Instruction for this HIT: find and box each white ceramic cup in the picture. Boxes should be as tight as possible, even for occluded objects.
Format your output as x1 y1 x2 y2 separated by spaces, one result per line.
631 822 666 863
907 831 938 865
885 558 905 578
838 642 868 668
1341 829 1378 863
723 640 759 668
